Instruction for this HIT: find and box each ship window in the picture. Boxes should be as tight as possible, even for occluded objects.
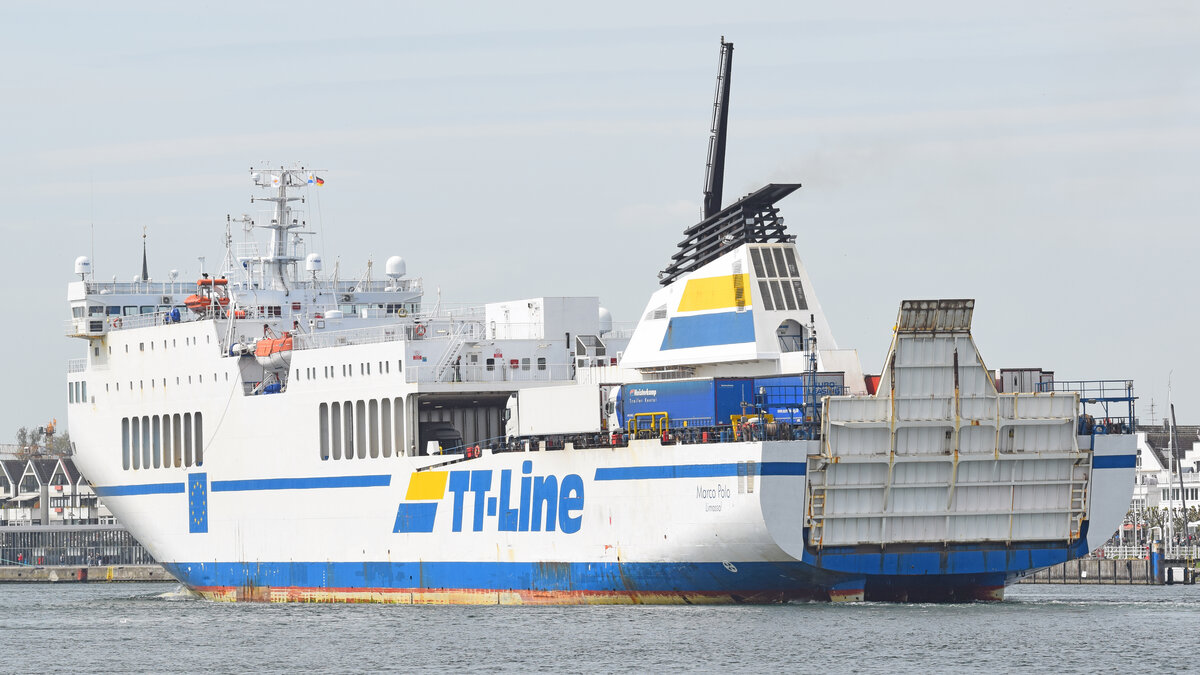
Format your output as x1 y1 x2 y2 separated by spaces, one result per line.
393 397 405 457
772 248 788 279
750 248 765 277
356 400 367 459
73 307 84 318
183 413 193 467
779 280 797 311
486 358 495 372
367 363 371 375
537 357 546 371
330 402 342 460
194 412 203 466
522 358 530 371
319 403 330 460
82 381 87 400
792 281 807 310
770 281 786 309
90 305 105 316
343 401 355 460
171 413 180 466
141 416 151 470
139 343 145 352
163 414 173 468
758 281 774 311
381 398 392 458
123 306 137 316
68 384 74 404
761 249 777 277
152 416 161 469
107 306 120 316
122 418 131 470
368 399 379 458
782 247 799 276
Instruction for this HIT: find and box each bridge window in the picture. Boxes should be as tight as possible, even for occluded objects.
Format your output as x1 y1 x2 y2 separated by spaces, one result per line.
122 418 131 470
152 415 161 469
330 402 342 460
380 398 392 458
369 399 379 458
194 412 203 466
319 403 330 460
356 400 367 459
183 413 193 467
343 401 355 459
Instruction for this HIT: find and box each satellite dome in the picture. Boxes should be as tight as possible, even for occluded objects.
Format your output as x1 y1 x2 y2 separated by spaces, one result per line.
598 307 613 335
305 253 323 272
74 256 91 276
385 256 407 279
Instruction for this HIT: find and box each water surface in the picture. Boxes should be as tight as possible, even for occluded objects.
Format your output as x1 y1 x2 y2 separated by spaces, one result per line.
4 582 1196 673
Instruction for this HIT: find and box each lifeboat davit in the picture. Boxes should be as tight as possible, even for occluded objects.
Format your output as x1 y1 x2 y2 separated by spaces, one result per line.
184 294 211 314
254 333 293 371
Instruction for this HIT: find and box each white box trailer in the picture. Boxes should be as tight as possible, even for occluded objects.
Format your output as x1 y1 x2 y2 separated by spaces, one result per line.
507 383 603 437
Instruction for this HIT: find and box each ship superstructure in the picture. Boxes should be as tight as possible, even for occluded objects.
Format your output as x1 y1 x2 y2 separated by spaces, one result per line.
63 40 1136 603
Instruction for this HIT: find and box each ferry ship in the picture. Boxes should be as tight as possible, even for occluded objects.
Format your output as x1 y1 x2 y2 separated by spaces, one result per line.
64 41 1136 603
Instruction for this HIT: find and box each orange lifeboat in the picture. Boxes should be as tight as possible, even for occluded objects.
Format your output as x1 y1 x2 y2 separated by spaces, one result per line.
184 294 211 314
254 332 293 371
196 278 214 287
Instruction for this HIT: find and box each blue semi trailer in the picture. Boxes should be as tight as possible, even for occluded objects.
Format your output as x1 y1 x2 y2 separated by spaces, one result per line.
612 373 846 430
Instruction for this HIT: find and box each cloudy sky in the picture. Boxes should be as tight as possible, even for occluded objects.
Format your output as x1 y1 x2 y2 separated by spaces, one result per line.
1 1 1196 438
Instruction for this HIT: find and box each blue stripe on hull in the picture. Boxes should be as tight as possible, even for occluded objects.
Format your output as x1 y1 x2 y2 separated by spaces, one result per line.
1092 454 1136 469
211 475 391 492
594 461 805 481
156 553 1058 603
94 482 185 497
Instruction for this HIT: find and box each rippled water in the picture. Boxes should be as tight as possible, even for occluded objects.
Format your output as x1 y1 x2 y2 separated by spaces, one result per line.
4 582 1198 673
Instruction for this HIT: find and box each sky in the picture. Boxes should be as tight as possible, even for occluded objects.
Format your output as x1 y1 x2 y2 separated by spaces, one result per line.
0 1 1197 437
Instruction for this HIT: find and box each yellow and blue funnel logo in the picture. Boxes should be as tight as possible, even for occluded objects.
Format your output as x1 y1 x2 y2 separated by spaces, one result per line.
661 273 755 350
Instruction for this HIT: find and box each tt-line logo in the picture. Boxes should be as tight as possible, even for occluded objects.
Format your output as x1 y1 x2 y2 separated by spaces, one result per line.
394 460 584 535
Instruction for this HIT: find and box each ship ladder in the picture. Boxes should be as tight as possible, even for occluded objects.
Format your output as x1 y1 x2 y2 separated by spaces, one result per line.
1067 455 1090 541
807 462 829 549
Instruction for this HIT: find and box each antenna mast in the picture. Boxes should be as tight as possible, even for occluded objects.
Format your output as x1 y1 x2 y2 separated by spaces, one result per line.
702 37 734 219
